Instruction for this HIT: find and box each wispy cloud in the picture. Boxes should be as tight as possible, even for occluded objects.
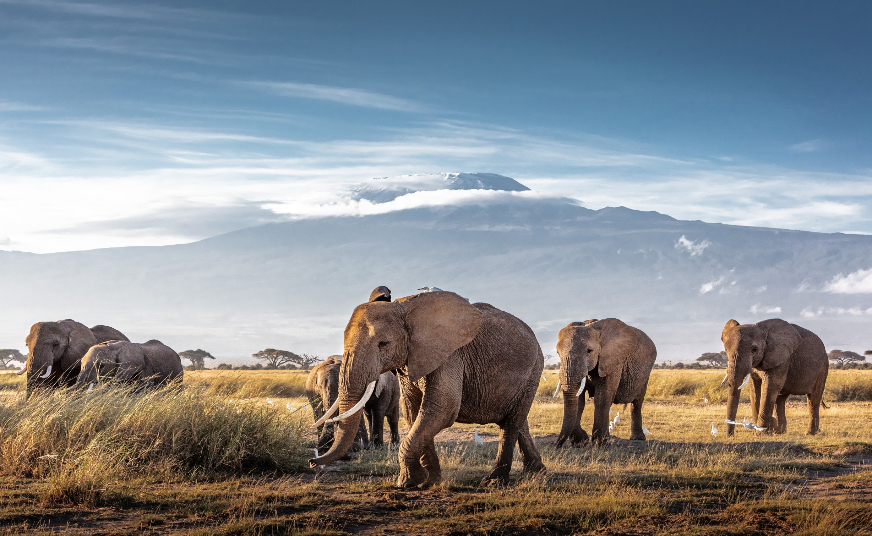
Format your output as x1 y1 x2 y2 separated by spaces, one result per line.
675 235 710 256
0 101 47 112
790 139 826 153
749 304 782 314
823 268 872 294
242 81 426 112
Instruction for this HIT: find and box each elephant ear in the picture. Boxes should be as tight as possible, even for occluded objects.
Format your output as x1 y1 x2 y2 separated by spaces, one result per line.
593 320 632 378
405 292 483 382
758 319 801 369
721 319 740 342
115 344 146 381
62 321 98 369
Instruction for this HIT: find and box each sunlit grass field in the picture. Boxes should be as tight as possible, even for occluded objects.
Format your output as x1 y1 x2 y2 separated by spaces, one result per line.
0 368 870 535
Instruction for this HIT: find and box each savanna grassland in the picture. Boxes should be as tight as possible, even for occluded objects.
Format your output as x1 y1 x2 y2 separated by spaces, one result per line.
0 369 870 535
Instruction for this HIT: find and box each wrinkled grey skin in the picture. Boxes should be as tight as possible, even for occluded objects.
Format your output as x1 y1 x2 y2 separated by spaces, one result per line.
306 357 369 452
309 291 545 488
23 320 131 396
75 339 183 388
364 371 401 447
722 318 828 436
556 319 657 446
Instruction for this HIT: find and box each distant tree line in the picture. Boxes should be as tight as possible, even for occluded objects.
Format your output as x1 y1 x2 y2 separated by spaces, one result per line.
0 349 25 370
178 347 323 371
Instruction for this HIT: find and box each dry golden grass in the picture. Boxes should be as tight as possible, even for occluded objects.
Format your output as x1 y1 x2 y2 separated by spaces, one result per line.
0 368 869 534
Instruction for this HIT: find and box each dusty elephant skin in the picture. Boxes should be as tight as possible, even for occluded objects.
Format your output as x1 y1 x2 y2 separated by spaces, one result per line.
306 357 369 452
75 340 183 388
556 319 657 447
309 291 546 488
365 371 401 447
23 320 129 396
721 318 829 436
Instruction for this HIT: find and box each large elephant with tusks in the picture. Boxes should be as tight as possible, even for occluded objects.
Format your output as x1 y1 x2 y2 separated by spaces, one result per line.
309 291 546 488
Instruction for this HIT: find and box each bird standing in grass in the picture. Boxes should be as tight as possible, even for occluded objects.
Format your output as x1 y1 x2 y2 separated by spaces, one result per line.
711 422 718 436
613 412 620 427
474 428 484 446
267 398 275 405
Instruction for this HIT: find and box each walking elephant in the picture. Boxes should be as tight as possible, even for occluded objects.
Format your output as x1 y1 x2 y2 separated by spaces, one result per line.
306 357 369 453
309 291 546 488
22 319 129 396
721 318 828 435
75 340 183 388
365 371 401 447
555 318 657 447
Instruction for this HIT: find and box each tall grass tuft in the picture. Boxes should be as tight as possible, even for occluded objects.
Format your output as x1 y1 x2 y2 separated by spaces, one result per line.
186 370 310 398
0 383 309 497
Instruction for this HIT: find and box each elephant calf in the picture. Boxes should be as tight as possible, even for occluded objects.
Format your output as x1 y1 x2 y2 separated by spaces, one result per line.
721 318 828 435
365 371 401 447
75 340 184 388
556 318 657 446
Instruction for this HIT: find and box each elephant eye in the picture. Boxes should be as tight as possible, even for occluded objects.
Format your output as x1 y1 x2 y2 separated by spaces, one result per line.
586 348 593 354
751 346 758 353
378 341 389 349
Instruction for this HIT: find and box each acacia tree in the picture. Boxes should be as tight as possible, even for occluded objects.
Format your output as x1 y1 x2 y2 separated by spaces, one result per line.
828 349 866 366
179 349 216 370
252 349 320 369
696 351 728 368
0 349 26 370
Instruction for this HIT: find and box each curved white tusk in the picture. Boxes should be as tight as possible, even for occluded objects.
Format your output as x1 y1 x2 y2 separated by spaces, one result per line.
552 379 561 398
541 374 547 381
16 367 26 375
310 397 341 428
87 383 94 392
576 376 587 397
720 373 728 387
326 380 377 424
38 365 52 379
738 374 751 390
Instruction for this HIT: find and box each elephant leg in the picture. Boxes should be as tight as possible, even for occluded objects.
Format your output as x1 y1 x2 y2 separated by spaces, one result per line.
775 394 788 434
758 369 785 433
806 369 827 435
397 373 460 489
389 404 401 445
517 418 545 474
372 407 385 448
483 421 519 485
750 375 763 426
629 381 649 441
573 390 590 445
591 376 620 444
420 438 442 488
364 407 376 449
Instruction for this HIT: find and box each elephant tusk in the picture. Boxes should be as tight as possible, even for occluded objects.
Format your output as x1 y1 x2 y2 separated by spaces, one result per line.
310 397 341 428
39 365 52 379
87 383 94 392
16 368 26 375
576 376 587 397
720 373 728 387
541 374 547 381
552 379 561 398
738 374 751 390
326 380 377 424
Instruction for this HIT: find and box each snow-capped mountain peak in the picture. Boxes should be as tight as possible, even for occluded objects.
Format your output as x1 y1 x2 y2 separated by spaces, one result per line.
348 172 529 203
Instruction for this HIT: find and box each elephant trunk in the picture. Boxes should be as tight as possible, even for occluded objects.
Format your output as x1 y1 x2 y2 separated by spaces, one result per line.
556 391 580 448
726 386 740 436
308 384 371 467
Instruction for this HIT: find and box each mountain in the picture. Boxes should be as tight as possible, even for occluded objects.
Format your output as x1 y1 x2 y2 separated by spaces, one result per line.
1 174 871 364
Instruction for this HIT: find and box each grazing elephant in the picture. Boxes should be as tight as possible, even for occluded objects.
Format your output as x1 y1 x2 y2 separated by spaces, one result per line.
721 318 828 435
369 286 392 302
364 371 401 447
22 320 129 396
306 357 369 453
555 319 657 446
309 291 546 488
75 340 183 388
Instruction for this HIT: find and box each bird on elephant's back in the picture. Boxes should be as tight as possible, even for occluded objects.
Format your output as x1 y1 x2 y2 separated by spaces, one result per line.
721 318 828 436
309 290 546 489
75 339 183 389
21 319 129 397
555 318 656 447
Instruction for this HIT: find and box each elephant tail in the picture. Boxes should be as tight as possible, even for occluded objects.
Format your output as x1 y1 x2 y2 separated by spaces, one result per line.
821 400 829 409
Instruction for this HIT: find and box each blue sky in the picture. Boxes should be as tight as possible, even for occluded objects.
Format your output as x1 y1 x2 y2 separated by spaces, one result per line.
1 1 871 252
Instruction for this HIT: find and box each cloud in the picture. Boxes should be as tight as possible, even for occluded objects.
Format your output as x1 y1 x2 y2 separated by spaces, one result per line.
0 101 47 112
675 235 711 256
700 276 725 294
801 306 872 318
749 304 782 314
823 268 872 294
790 139 826 153
242 81 426 112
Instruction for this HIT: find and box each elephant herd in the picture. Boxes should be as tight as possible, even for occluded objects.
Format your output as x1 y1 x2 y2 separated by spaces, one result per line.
17 319 183 396
308 286 830 489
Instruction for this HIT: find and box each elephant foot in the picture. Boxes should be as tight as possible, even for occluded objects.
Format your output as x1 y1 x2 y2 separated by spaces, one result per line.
523 460 546 474
556 427 589 449
422 472 443 489
806 428 819 436
396 464 429 489
590 430 610 446
629 432 646 441
481 464 512 487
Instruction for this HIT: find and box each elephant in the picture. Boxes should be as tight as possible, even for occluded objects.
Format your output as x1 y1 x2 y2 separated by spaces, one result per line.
75 339 184 388
721 318 828 435
364 371 401 447
306 357 369 453
309 291 546 488
555 318 657 447
369 286 392 302
22 319 129 396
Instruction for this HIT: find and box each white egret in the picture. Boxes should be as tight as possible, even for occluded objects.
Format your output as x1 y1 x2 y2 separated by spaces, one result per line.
704 397 709 403
417 286 444 293
613 412 620 427
642 427 652 436
267 398 275 405
541 374 547 381
711 422 718 436
87 383 94 392
725 419 766 432
474 428 484 446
